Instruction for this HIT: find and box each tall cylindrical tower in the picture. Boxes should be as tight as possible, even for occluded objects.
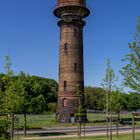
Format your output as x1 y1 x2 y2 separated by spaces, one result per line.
54 0 90 123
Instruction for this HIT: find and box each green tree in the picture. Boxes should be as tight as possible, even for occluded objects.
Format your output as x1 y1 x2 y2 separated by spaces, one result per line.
127 92 140 111
4 52 13 76
3 80 22 113
0 120 10 140
102 59 117 113
102 59 117 140
0 81 4 112
85 87 106 111
121 17 140 93
111 88 124 113
111 90 122 137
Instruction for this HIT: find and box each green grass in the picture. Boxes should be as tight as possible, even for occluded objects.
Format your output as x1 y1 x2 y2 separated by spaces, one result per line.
16 114 56 128
16 113 106 128
87 113 106 122
15 113 140 129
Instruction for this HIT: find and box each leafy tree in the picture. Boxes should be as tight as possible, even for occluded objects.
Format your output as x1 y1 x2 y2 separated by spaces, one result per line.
0 73 58 114
3 80 22 113
102 59 117 113
111 90 123 113
121 17 140 93
110 89 124 138
118 93 128 111
0 120 10 140
0 82 5 112
102 59 117 140
0 53 58 136
47 103 57 113
127 92 140 111
85 87 106 111
4 53 13 76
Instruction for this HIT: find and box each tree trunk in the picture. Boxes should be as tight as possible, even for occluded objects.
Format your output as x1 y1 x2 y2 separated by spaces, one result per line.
78 121 81 138
106 90 109 140
132 113 135 140
11 113 14 140
116 112 119 138
110 114 112 140
24 112 27 135
106 117 109 139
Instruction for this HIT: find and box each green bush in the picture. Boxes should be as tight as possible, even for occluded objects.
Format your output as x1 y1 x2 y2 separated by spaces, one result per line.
47 103 56 113
0 120 10 140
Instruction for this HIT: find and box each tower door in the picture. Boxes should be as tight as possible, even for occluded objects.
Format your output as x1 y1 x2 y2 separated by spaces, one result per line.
70 114 75 123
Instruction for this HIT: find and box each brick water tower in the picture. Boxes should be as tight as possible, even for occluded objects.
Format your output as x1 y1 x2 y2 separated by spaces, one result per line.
54 0 90 123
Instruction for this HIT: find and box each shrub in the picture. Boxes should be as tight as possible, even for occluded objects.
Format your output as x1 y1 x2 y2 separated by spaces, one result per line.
0 120 10 140
47 103 56 113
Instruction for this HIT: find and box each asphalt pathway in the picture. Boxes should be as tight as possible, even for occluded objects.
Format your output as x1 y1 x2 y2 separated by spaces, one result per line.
19 126 140 140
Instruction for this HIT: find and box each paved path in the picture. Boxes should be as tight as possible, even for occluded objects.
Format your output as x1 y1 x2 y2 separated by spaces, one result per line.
20 129 140 139
16 125 134 135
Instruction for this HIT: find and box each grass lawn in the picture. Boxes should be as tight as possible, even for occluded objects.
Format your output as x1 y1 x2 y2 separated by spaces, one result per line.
15 113 140 128
16 114 56 128
16 113 107 128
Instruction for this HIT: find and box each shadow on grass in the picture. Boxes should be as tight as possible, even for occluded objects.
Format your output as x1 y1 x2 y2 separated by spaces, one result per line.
36 132 66 137
24 129 67 137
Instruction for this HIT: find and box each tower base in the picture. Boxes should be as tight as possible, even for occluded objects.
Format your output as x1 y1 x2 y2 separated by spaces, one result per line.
56 92 87 123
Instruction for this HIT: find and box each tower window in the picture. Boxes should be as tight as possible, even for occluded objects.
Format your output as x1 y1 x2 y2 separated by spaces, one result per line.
64 43 68 54
74 28 78 37
80 0 85 5
64 81 67 91
74 63 77 71
59 64 60 77
62 98 67 107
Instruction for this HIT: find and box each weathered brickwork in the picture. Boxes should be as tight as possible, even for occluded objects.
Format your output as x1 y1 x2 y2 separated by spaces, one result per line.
54 0 90 123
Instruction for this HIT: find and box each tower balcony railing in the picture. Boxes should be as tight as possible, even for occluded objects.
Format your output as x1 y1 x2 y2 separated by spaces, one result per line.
57 17 86 25
54 1 90 19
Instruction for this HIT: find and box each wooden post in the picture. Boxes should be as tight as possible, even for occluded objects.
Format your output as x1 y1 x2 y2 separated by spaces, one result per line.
110 115 112 140
132 113 135 140
83 118 85 138
24 112 27 135
77 120 81 138
11 113 14 140
79 121 81 138
106 116 109 139
116 113 119 138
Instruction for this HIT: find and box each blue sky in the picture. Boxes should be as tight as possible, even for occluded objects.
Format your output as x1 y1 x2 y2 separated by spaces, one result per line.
0 0 140 90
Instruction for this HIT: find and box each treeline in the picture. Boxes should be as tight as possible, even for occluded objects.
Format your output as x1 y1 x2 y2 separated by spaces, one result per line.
0 72 58 114
85 86 140 112
1 72 140 114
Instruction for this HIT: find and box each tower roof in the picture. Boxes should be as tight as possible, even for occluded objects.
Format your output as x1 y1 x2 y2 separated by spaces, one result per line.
57 0 86 7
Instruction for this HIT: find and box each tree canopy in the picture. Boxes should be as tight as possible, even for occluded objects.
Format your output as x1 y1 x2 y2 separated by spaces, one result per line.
121 17 140 93
0 72 58 114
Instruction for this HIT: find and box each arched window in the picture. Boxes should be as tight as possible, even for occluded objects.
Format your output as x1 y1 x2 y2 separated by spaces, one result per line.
56 113 59 120
64 43 68 54
62 98 67 107
74 28 78 37
64 81 67 91
74 63 77 71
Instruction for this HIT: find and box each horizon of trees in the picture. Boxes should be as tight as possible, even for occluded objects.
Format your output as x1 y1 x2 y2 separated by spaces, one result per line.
0 72 58 114
1 70 140 115
85 86 140 112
